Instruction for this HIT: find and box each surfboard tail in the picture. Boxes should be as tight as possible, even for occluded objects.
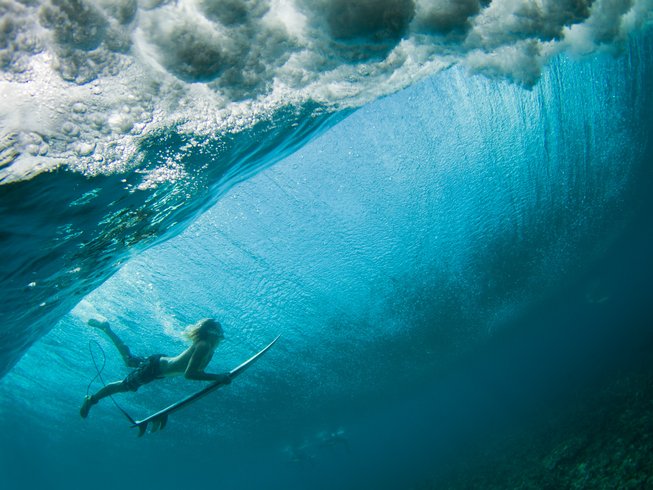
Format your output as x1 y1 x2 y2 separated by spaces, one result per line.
132 413 168 436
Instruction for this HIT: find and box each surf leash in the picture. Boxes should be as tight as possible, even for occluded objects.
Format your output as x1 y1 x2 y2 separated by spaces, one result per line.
87 340 138 425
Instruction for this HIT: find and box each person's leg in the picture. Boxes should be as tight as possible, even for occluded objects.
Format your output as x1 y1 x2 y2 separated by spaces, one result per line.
88 319 143 367
80 380 131 418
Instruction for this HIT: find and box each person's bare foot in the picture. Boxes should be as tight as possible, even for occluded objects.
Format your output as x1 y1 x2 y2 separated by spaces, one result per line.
80 395 96 419
88 319 110 331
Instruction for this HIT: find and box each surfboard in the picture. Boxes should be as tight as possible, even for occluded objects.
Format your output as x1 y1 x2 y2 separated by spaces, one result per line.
131 335 280 436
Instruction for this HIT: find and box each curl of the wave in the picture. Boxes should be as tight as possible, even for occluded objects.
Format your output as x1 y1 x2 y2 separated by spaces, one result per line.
0 1 652 378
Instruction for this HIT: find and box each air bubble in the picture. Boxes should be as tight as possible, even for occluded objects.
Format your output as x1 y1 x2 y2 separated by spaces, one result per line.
76 142 96 156
62 122 80 136
132 122 146 134
72 102 87 114
90 113 105 129
108 113 134 133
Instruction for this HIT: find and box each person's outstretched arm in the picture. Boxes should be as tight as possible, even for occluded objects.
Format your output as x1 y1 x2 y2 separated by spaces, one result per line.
184 341 231 383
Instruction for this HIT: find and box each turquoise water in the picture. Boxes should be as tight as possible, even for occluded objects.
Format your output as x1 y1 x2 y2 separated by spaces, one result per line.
1 3 653 489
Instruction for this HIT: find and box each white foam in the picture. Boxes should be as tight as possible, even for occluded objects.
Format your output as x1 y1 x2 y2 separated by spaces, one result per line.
0 0 651 184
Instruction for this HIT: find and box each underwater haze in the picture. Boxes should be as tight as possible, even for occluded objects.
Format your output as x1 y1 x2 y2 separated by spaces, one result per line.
2 1 653 489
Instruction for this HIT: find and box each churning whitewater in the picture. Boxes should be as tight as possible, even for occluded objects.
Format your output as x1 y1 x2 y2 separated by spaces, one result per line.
2 0 652 184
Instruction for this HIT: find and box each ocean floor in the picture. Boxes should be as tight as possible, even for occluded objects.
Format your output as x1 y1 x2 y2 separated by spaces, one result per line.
422 363 653 489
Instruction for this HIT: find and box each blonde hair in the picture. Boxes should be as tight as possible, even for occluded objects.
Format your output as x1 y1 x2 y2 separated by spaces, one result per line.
184 318 223 344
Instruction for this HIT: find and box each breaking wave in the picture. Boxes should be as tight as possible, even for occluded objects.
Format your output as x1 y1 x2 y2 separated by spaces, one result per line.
0 1 652 377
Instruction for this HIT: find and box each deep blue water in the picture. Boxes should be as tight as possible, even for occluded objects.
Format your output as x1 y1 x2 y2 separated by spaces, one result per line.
2 4 653 489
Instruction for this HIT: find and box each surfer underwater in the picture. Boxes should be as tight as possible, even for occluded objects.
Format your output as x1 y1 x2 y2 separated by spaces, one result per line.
80 318 231 418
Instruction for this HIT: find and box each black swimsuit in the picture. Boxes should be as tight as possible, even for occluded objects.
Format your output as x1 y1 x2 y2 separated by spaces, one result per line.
123 354 165 391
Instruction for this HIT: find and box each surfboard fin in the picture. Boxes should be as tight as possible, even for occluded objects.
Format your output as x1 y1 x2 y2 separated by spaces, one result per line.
132 413 169 436
151 414 168 433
